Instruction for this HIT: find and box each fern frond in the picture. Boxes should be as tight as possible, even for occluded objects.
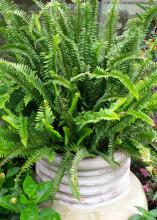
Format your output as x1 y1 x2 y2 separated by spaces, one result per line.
0 138 19 157
76 127 93 147
17 116 28 147
71 69 139 99
48 72 74 91
29 14 41 38
103 0 119 54
15 147 55 183
69 92 80 115
2 114 28 147
109 98 126 111
0 146 30 167
35 100 62 142
69 148 92 200
75 108 119 129
0 44 37 68
32 0 44 9
0 59 41 100
127 110 154 126
108 54 143 69
35 100 55 131
144 92 157 112
0 0 17 12
52 151 72 199
93 68 139 99
0 94 10 109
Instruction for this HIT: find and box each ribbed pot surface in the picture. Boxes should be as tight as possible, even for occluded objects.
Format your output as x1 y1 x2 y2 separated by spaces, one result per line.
36 152 131 206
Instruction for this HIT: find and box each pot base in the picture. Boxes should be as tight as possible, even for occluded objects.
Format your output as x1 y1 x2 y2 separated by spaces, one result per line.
51 172 147 220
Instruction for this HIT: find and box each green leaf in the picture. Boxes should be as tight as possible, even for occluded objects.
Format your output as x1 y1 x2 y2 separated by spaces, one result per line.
69 92 80 115
103 0 120 53
49 72 74 91
35 181 53 203
18 116 28 147
20 204 38 220
136 206 147 214
6 167 20 178
63 126 70 146
109 98 126 111
128 215 143 220
2 115 19 129
23 175 37 198
35 100 62 142
0 195 21 213
2 115 28 147
145 93 157 111
0 44 35 68
76 127 93 147
0 94 10 109
146 216 156 220
20 194 28 205
127 110 154 126
24 93 34 106
93 68 139 99
43 122 62 142
48 151 56 163
149 209 157 217
75 108 119 128
69 148 93 200
39 208 61 220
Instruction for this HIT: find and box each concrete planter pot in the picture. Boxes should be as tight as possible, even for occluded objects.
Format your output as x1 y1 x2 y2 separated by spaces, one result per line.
36 152 147 220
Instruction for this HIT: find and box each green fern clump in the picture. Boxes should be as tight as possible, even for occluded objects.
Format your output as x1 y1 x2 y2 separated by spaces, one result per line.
0 0 157 200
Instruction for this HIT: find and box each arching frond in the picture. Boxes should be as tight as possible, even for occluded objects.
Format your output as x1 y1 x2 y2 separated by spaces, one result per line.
15 148 55 183
103 0 119 54
75 108 119 129
69 148 92 199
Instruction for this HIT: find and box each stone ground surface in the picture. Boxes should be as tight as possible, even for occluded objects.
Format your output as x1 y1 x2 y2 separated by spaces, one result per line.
52 172 147 220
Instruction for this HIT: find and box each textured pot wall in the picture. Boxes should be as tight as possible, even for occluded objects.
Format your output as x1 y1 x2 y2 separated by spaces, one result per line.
36 152 148 220
36 153 131 206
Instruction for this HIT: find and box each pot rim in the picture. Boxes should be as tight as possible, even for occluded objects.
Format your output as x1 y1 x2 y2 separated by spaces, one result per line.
43 151 130 170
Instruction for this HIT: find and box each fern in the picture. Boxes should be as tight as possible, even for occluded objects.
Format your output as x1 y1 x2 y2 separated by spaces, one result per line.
0 146 31 167
127 110 154 126
93 68 139 99
0 94 10 109
103 0 119 54
2 114 28 147
69 92 80 115
15 148 55 183
69 148 92 199
52 150 72 199
75 108 119 129
35 100 55 131
35 100 62 142
0 0 157 202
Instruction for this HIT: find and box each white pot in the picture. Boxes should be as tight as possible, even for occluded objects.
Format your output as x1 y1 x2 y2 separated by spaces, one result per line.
36 152 148 220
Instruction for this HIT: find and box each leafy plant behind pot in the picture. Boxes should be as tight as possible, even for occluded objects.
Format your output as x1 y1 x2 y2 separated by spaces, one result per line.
129 206 157 220
0 171 61 220
0 0 157 200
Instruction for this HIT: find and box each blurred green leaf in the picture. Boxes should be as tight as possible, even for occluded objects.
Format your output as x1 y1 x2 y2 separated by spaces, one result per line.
23 175 37 198
39 208 61 220
35 181 52 203
6 167 20 178
0 195 21 213
20 194 28 205
20 204 38 220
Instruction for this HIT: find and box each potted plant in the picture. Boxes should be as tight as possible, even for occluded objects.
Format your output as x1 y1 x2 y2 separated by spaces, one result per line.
0 0 157 219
